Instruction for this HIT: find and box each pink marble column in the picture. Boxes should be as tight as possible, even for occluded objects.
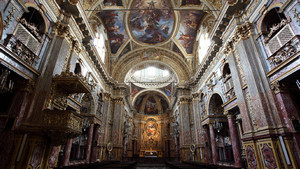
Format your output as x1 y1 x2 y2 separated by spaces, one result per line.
209 123 218 164
228 115 242 168
204 126 211 164
91 125 100 163
274 89 300 163
75 136 82 160
85 124 94 163
62 138 73 166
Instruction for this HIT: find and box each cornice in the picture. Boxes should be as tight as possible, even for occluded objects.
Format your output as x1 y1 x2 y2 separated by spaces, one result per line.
186 0 250 88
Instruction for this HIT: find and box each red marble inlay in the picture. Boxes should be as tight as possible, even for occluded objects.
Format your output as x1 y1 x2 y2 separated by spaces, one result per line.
261 144 277 169
246 145 257 169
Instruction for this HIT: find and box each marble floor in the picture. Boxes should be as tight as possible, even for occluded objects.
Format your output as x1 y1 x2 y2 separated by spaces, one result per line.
134 163 171 169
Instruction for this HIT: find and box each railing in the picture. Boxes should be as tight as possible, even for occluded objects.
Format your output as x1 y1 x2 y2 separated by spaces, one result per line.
265 23 295 55
4 23 43 67
223 76 235 100
267 35 300 69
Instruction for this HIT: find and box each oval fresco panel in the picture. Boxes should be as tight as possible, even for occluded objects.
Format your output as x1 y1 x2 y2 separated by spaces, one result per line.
129 0 175 44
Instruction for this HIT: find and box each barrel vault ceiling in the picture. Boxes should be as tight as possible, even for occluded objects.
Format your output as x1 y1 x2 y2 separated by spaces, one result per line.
79 0 221 82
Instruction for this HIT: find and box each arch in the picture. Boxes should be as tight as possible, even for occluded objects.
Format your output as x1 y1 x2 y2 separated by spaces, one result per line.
74 62 82 75
257 3 284 34
80 93 96 115
222 62 231 78
23 3 49 33
112 47 191 84
207 93 224 115
134 91 170 115
125 60 179 87
132 89 170 107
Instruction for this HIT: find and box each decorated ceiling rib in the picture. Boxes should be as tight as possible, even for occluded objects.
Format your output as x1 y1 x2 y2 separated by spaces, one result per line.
181 0 201 6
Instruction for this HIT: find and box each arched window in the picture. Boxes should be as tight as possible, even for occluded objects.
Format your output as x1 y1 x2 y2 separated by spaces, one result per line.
222 63 235 100
4 7 46 67
262 7 287 42
94 33 106 63
74 63 82 75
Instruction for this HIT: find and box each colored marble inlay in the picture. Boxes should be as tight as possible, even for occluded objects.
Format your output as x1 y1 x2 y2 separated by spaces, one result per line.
246 145 257 169
262 143 277 169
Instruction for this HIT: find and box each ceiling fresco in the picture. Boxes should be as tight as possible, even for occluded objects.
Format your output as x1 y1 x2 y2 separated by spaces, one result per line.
129 0 175 44
97 11 128 54
88 0 217 57
176 10 205 54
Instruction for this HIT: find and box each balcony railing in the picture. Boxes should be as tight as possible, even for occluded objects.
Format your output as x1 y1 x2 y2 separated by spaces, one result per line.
265 23 295 55
267 35 300 69
4 23 43 67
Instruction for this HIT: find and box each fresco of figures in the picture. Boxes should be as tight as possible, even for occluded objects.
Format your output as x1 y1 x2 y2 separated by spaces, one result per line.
129 0 175 44
176 10 205 54
97 11 128 53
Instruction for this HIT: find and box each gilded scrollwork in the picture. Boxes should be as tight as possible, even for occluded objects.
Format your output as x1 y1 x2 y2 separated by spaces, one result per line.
52 21 70 38
223 22 254 55
293 8 300 26
178 97 192 104
267 37 299 69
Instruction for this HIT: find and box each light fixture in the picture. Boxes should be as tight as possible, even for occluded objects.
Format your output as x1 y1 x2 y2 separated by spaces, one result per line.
213 120 223 133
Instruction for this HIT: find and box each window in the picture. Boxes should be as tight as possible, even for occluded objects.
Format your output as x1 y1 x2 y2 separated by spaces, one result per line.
93 33 106 63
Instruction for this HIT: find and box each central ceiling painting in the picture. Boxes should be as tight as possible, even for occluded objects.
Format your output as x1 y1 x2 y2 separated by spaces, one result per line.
129 0 175 44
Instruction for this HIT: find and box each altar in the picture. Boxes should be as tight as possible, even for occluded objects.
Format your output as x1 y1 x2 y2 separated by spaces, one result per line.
144 150 158 157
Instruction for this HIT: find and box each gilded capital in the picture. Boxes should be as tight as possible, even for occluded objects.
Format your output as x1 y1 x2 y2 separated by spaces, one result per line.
271 81 286 94
52 21 70 38
178 97 192 104
239 21 254 40
104 93 111 100
112 97 123 103
73 40 81 54
192 93 200 99
223 21 254 55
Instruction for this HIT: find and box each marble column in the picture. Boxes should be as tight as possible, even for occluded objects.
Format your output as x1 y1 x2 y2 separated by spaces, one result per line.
62 138 73 166
204 125 211 164
178 97 192 160
111 97 125 160
192 94 201 145
227 115 242 168
85 124 94 163
209 123 218 164
91 124 100 162
75 136 82 160
272 82 300 163
227 53 253 133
